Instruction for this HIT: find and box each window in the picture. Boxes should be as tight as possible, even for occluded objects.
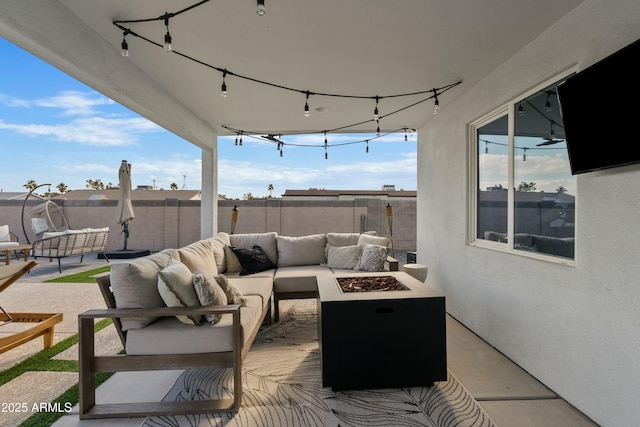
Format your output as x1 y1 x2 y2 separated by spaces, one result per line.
470 74 576 263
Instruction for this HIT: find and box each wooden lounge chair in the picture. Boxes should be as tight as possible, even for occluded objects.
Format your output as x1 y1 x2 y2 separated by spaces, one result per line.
0 260 64 354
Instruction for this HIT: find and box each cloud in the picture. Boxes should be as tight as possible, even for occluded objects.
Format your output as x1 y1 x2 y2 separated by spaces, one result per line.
0 116 160 146
35 91 115 116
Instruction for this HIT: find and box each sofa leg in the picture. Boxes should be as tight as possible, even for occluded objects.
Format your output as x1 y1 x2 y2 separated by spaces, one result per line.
273 297 280 323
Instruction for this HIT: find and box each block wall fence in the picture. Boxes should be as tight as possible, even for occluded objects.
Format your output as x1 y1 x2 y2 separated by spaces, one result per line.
0 198 416 253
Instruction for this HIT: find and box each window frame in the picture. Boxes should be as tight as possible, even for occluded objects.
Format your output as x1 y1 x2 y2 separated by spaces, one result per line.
468 70 577 266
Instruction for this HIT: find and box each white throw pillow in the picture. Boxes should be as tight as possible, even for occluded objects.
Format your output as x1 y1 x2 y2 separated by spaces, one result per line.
355 243 388 272
193 268 228 324
157 259 202 325
326 244 362 270
357 233 391 248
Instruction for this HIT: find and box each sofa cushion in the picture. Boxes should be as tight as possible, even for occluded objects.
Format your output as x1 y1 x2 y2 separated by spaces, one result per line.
193 269 228 324
157 260 202 326
356 243 388 272
110 248 179 331
230 232 278 265
230 276 273 310
125 295 263 355
277 234 327 267
205 232 230 273
325 244 361 270
178 239 218 275
274 265 333 293
231 245 277 275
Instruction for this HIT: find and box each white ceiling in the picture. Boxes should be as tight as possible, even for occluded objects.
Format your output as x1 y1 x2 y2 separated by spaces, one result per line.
47 1 584 137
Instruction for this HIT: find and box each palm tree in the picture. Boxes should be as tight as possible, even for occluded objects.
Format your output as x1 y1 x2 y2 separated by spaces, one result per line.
57 183 69 194
268 184 274 198
24 179 37 191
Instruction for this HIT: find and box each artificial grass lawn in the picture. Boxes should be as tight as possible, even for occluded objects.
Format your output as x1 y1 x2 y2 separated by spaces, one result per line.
44 266 111 283
0 318 115 427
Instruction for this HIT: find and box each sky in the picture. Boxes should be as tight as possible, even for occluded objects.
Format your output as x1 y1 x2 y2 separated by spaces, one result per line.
0 38 417 199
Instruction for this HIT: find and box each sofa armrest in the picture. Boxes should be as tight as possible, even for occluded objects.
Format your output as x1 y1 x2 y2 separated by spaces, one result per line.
79 304 241 321
386 256 399 271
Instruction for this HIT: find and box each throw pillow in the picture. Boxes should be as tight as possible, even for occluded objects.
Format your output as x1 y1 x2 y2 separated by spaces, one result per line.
193 268 228 324
214 274 247 307
357 233 391 248
230 245 276 275
356 243 388 272
326 244 362 270
157 259 202 325
224 245 243 273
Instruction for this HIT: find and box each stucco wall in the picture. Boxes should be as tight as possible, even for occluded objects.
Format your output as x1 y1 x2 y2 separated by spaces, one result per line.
416 1 640 425
0 198 416 253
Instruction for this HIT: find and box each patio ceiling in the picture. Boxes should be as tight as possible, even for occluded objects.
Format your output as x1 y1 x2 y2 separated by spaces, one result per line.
3 0 584 139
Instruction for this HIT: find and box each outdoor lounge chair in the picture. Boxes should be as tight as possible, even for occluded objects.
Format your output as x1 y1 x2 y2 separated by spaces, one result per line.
0 260 63 354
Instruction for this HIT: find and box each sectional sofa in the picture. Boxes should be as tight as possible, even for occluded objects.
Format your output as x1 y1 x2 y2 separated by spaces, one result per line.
78 231 396 419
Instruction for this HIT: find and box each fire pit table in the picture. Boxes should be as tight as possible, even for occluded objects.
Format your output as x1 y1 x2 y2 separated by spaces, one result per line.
317 271 447 391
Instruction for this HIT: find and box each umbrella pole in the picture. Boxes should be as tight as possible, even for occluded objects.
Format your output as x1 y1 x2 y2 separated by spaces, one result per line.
122 223 129 251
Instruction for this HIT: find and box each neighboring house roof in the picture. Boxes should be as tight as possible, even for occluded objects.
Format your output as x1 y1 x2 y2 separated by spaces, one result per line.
53 189 202 201
282 189 417 200
0 192 45 201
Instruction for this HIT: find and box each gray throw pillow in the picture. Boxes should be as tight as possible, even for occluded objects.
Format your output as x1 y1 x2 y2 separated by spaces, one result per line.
214 274 247 307
355 243 388 272
193 268 228 324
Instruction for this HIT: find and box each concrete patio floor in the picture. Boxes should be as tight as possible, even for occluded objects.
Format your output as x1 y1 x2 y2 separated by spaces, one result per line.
0 255 598 426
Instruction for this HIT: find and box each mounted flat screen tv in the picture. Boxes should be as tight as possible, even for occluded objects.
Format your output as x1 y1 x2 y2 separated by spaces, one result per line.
557 37 640 175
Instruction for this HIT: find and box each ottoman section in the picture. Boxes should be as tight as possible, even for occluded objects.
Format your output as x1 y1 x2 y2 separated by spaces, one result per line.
273 265 333 321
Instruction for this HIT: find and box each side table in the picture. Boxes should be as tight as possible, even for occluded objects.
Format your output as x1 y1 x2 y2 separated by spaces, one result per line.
3 244 32 265
402 263 428 282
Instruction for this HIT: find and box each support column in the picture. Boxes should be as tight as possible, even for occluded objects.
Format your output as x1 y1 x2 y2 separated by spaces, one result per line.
201 137 218 238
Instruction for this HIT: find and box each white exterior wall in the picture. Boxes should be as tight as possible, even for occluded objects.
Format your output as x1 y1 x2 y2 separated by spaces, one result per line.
417 1 640 426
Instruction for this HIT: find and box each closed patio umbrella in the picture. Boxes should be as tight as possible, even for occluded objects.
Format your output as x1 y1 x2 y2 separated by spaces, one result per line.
115 160 135 250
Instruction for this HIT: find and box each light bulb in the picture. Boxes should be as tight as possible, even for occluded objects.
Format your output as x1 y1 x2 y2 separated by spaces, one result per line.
164 32 172 52
373 96 379 120
221 81 227 98
121 40 129 57
257 0 266 16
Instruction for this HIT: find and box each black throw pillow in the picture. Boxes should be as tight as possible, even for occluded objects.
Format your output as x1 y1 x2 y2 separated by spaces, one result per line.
230 245 276 275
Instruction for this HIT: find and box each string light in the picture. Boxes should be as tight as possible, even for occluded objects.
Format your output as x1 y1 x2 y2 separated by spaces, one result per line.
376 119 380 137
304 91 310 117
373 96 379 120
523 147 528 161
221 70 228 97
545 92 552 111
518 102 524 116
120 30 130 57
162 13 173 52
256 0 266 16
113 1 462 136
365 140 369 153
433 89 439 115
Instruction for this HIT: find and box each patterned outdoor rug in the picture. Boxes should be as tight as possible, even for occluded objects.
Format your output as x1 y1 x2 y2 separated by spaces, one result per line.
143 300 496 427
